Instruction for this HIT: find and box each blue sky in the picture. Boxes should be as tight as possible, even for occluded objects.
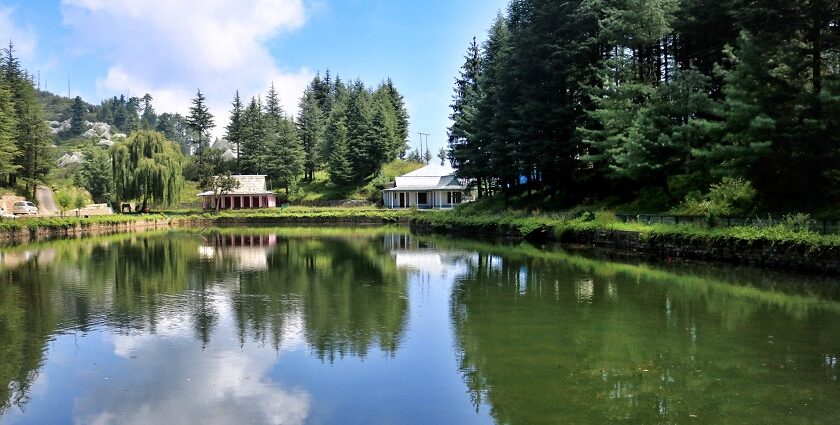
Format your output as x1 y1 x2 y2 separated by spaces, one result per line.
0 0 508 152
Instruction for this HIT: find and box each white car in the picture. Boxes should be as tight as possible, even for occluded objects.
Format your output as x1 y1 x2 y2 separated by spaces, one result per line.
12 201 38 216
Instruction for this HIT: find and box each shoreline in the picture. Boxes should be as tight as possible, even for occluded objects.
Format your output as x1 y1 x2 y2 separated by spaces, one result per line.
410 212 840 274
2 209 839 274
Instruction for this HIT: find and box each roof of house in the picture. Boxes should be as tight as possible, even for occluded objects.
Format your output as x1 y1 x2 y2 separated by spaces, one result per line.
197 175 276 197
402 164 456 177
382 164 467 192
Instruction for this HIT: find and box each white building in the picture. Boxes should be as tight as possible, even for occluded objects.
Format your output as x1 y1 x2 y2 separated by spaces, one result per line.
197 175 278 210
382 164 475 209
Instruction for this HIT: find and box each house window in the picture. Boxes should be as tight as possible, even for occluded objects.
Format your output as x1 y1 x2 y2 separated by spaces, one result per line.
449 192 462 204
418 192 428 204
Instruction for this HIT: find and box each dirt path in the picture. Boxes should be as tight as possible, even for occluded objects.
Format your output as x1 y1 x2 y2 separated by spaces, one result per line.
35 186 58 216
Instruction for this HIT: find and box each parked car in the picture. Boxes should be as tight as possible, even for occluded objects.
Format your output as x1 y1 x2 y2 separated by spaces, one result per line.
12 201 38 216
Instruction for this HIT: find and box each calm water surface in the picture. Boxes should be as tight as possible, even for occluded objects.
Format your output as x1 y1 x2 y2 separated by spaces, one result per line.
1 227 839 424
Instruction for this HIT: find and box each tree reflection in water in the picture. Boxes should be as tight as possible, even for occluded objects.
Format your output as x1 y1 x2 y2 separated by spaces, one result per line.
0 228 409 415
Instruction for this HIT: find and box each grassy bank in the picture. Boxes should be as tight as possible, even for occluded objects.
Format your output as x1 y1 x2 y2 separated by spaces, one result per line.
0 207 413 238
411 209 840 252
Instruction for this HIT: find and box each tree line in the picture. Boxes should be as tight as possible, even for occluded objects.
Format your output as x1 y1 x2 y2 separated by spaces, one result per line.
448 0 840 211
221 72 410 191
0 43 53 198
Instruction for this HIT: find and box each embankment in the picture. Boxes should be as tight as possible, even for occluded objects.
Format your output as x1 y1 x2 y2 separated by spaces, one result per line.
0 209 411 243
410 212 840 274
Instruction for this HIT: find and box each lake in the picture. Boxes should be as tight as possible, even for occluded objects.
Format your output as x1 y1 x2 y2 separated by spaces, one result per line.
1 227 839 424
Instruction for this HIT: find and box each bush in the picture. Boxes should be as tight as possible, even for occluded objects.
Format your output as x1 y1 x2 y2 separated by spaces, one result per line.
55 190 73 217
675 177 757 217
781 213 814 233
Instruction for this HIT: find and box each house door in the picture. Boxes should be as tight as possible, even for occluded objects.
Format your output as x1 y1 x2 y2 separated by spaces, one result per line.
399 193 406 208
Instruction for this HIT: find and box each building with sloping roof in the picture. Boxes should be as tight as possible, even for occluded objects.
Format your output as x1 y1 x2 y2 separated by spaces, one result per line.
382 164 475 209
197 175 277 210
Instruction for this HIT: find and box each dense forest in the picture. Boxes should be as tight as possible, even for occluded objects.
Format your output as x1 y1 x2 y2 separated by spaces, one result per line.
218 72 410 192
0 43 53 198
448 0 840 213
1 37 411 207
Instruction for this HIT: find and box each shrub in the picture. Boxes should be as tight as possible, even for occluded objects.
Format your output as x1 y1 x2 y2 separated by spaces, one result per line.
781 213 814 233
675 177 757 217
55 190 73 217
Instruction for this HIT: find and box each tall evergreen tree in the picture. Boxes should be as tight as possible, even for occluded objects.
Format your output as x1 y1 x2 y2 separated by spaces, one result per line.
186 89 214 153
140 93 157 130
297 86 324 182
267 115 305 195
226 91 244 169
124 96 141 133
346 80 379 182
70 96 86 136
239 97 267 174
448 37 485 195
325 105 353 186
0 79 20 183
2 42 52 196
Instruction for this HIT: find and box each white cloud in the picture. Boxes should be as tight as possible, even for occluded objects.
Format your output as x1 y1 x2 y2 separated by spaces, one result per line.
60 0 313 137
80 291 312 425
0 4 38 62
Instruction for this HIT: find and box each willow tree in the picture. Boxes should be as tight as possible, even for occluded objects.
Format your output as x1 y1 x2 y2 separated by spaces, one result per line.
112 131 184 210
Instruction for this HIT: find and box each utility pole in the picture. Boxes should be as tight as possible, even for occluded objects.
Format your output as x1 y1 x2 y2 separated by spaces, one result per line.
420 132 430 164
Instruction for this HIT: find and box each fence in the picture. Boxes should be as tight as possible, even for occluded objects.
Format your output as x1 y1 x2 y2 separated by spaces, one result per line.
615 214 840 234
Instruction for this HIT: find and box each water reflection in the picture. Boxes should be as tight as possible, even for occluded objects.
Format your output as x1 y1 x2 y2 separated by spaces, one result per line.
1 230 840 424
444 240 840 424
0 229 409 422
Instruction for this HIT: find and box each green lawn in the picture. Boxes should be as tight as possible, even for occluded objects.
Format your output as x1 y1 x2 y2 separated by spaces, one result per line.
289 160 424 203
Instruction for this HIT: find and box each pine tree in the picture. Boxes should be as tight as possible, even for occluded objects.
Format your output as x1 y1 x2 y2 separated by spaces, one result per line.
267 116 305 194
79 146 113 203
140 93 157 130
0 79 20 183
377 79 409 159
346 80 376 182
186 89 215 153
448 37 485 194
325 105 353 186
297 86 324 182
239 97 267 174
3 42 52 196
124 96 141 133
265 83 283 119
225 91 244 169
70 96 86 136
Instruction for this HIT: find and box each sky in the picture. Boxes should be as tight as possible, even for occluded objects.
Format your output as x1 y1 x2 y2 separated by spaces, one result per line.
0 0 509 153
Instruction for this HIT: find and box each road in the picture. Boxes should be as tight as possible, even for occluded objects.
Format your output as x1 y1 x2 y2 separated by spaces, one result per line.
36 186 58 216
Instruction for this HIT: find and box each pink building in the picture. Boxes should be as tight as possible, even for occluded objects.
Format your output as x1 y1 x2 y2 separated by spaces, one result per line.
198 175 278 210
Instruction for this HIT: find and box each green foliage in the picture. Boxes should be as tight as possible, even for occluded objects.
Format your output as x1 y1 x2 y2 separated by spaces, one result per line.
74 189 89 210
450 0 840 212
239 97 267 174
69 96 86 136
54 190 73 215
3 42 54 195
297 86 323 182
265 104 305 194
413 209 840 251
675 177 757 217
0 79 20 181
186 89 214 151
78 147 113 203
781 213 814 233
112 131 184 208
